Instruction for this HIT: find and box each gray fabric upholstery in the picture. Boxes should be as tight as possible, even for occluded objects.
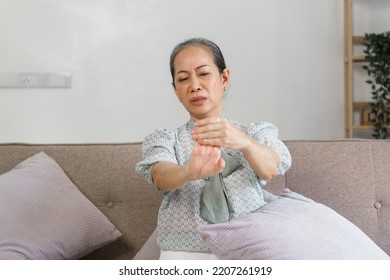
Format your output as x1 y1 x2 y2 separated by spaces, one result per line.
0 152 121 259
133 228 160 260
0 139 389 259
0 143 162 260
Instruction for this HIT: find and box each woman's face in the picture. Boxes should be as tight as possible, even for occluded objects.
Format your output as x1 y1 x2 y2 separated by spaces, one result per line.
173 46 230 121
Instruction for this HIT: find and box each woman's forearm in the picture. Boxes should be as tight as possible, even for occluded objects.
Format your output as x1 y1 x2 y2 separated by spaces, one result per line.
152 161 193 191
240 137 280 181
152 142 226 191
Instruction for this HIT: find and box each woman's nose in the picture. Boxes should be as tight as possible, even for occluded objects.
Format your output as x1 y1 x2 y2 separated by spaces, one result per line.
190 77 202 92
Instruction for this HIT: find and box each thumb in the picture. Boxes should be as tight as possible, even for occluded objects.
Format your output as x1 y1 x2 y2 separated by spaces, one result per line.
216 158 225 173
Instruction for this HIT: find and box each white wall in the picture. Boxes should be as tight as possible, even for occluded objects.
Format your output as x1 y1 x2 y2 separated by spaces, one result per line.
0 0 388 143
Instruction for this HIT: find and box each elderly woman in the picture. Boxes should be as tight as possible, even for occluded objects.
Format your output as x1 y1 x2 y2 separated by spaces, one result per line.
136 38 291 260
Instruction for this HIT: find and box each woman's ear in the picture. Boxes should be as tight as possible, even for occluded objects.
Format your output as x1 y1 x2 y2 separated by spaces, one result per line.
222 68 230 88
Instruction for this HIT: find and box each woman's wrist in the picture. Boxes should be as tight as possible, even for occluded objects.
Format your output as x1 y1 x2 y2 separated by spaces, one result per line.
184 164 197 182
239 134 254 153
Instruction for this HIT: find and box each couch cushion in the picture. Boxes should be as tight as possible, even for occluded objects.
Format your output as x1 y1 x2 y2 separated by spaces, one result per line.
132 228 160 260
197 189 390 260
0 152 121 259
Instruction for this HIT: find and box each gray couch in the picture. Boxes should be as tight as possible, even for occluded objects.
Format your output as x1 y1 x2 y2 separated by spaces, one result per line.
0 139 389 259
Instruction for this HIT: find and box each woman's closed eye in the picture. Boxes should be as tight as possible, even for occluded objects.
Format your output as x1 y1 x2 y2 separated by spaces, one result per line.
177 76 188 82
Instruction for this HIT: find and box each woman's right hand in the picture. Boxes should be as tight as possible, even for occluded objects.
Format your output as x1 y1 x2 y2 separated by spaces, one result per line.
152 142 225 191
186 142 225 180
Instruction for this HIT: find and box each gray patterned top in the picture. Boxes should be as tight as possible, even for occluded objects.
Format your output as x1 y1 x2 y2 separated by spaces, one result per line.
135 119 292 252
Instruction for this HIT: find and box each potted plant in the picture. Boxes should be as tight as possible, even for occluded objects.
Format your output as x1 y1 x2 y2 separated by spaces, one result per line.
362 31 390 139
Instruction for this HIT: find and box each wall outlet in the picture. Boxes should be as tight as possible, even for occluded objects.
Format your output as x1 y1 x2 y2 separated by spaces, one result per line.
17 73 42 87
0 72 71 88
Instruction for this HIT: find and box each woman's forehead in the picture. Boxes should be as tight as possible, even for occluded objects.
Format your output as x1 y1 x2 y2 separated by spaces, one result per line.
174 47 214 71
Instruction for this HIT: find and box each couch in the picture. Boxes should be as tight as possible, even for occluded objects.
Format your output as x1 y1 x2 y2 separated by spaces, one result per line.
0 139 389 259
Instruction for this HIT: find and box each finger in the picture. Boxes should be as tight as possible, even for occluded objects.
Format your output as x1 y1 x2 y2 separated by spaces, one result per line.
193 130 224 141
195 117 225 127
195 141 220 155
215 158 225 173
197 138 224 148
193 121 226 136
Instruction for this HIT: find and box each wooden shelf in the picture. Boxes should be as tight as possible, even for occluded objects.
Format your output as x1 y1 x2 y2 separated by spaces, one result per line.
351 36 366 62
352 125 373 130
352 36 365 43
352 102 390 132
352 55 366 62
354 101 390 110
353 125 390 130
344 0 370 138
353 102 370 109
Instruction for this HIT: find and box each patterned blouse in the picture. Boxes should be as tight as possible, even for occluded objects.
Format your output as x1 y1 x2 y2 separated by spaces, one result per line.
135 119 292 253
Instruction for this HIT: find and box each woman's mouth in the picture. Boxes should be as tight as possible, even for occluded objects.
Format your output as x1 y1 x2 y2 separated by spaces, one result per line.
190 96 207 106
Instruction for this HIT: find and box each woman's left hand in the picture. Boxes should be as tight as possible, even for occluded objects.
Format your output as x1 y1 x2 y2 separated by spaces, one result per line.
192 117 281 181
192 117 251 150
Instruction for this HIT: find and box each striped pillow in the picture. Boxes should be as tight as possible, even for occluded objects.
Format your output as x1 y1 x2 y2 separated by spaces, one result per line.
133 228 160 260
197 189 389 260
0 152 121 260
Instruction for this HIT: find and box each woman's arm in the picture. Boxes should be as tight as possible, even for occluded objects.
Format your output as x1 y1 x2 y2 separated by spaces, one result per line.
192 118 281 181
152 161 192 191
240 136 280 181
152 142 225 191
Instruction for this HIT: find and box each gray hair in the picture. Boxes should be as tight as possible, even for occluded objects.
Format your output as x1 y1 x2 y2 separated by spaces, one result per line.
169 38 227 83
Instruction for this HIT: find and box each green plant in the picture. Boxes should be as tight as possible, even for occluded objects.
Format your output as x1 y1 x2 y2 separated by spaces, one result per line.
362 31 390 139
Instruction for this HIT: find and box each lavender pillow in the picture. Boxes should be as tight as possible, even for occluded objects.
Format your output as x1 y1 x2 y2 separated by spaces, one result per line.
0 152 122 260
197 189 389 260
133 228 160 260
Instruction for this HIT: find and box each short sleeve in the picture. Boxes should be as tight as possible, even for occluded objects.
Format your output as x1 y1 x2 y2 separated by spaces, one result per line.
135 128 178 184
247 122 292 178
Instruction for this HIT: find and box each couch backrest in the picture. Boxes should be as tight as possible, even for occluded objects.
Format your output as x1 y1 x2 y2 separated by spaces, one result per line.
1 140 390 258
